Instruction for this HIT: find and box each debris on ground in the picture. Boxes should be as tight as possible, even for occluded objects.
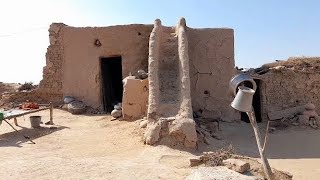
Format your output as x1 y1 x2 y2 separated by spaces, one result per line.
189 156 202 167
268 103 320 130
223 158 250 173
189 146 233 167
186 166 260 180
232 155 293 180
195 117 221 145
189 146 293 180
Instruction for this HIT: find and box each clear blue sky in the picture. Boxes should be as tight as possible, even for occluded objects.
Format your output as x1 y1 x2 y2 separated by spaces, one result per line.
0 0 319 83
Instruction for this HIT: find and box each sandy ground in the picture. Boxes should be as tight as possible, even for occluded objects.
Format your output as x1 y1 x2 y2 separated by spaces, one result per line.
1 109 320 180
0 109 194 180
205 122 320 180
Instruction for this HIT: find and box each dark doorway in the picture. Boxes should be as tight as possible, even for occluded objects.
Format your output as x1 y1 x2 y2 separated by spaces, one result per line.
100 56 123 112
241 79 262 123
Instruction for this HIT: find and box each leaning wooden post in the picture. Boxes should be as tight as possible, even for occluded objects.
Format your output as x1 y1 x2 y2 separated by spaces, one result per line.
49 102 53 125
247 110 274 180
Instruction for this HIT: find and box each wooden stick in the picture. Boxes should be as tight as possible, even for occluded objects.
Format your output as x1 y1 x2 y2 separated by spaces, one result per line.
262 120 270 153
247 111 275 180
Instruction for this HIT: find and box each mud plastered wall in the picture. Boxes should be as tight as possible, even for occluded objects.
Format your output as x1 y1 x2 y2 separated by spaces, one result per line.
39 23 66 103
188 28 239 121
260 70 320 116
61 25 153 109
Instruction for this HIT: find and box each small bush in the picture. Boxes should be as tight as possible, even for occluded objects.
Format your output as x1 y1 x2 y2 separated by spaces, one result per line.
18 82 36 92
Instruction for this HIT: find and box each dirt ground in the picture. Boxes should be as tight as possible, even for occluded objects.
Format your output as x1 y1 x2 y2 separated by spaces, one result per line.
1 109 320 180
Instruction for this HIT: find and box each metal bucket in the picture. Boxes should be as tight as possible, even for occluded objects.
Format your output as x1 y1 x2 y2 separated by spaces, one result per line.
229 73 257 97
30 116 41 128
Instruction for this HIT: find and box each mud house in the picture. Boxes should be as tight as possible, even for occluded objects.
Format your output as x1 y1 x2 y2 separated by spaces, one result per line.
37 17 320 147
38 18 240 147
249 57 320 121
39 18 238 120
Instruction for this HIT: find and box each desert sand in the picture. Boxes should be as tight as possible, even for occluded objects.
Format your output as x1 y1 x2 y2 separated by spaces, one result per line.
0 109 319 180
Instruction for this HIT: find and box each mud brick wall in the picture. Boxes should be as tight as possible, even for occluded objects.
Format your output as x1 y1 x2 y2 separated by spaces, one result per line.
259 69 320 118
39 23 153 107
39 23 66 103
187 28 239 121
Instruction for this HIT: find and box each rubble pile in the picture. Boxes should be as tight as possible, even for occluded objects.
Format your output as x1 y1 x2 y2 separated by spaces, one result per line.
189 146 234 167
189 148 293 180
194 117 221 145
268 103 320 129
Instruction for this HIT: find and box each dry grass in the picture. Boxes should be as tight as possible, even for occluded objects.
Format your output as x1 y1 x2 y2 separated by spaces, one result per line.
18 82 37 92
201 145 234 166
262 57 320 69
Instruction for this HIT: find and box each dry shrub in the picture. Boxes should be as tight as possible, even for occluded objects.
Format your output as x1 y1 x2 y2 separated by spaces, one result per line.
18 82 37 92
262 57 320 69
202 145 234 166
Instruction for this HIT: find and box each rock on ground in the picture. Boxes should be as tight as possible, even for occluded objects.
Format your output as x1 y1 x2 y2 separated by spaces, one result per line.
139 120 148 128
186 167 260 180
223 158 250 173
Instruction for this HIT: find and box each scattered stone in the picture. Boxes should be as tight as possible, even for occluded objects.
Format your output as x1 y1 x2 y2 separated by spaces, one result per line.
223 158 250 173
111 109 122 118
139 120 148 128
189 156 203 167
186 166 259 180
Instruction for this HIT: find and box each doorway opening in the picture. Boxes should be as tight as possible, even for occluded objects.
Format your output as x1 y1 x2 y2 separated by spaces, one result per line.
241 79 262 123
100 56 123 113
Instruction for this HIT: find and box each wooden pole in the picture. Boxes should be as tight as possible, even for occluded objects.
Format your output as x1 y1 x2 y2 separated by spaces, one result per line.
247 111 274 180
49 102 53 125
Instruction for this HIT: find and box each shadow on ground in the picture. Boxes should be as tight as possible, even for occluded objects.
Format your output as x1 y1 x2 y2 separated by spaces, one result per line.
0 124 68 147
